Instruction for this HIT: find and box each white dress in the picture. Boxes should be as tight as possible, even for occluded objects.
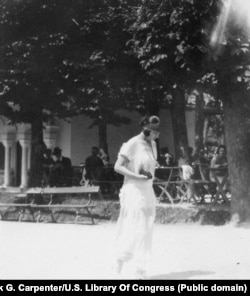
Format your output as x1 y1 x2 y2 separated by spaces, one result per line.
115 133 157 275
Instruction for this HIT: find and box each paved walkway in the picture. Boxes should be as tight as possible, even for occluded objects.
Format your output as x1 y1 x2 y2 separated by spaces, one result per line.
0 221 249 279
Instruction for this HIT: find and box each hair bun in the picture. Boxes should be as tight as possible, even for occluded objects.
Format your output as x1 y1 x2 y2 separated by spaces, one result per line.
139 115 160 130
149 116 160 124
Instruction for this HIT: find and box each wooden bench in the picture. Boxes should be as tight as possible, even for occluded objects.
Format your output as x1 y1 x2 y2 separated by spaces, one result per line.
0 185 100 224
0 203 35 221
29 203 96 224
92 180 123 197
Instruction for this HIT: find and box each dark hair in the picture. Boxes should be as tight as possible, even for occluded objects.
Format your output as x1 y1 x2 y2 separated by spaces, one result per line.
52 147 62 156
143 129 151 137
218 145 226 152
45 148 52 155
139 115 160 128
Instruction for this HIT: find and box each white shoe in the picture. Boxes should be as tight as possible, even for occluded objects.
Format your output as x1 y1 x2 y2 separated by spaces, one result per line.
113 259 123 275
135 269 147 280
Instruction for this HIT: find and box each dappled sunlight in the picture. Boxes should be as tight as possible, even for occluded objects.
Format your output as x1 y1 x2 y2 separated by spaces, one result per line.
210 0 232 46
211 0 250 46
232 0 250 29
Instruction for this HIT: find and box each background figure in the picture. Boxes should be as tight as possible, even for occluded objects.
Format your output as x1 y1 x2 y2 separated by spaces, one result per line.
210 145 227 168
42 148 54 186
99 147 110 166
177 146 195 202
210 144 229 190
207 144 219 164
158 147 174 167
84 146 104 182
114 115 160 279
187 146 195 165
49 147 73 187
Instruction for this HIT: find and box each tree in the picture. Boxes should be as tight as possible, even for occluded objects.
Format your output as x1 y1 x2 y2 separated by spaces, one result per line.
0 0 137 184
0 0 88 186
126 0 250 222
127 0 219 161
208 0 250 222
66 0 138 152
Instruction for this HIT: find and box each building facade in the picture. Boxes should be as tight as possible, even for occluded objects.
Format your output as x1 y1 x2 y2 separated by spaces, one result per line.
0 109 195 189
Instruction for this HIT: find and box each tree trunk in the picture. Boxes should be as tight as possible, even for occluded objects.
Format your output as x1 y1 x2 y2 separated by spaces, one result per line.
145 90 160 116
194 91 205 158
28 116 45 187
98 119 108 154
145 90 160 154
203 117 209 145
171 87 189 163
224 91 250 223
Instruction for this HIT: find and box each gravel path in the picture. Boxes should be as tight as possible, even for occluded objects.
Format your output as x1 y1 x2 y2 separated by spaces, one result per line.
0 221 249 279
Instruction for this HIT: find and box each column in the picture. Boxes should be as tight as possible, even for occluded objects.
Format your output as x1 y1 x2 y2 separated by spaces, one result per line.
19 140 30 188
2 140 14 187
28 143 31 170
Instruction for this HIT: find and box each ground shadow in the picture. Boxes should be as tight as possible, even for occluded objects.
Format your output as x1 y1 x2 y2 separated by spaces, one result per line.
149 270 214 280
234 222 250 229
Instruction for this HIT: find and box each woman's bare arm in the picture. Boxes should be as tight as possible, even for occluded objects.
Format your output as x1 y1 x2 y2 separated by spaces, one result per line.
114 155 147 180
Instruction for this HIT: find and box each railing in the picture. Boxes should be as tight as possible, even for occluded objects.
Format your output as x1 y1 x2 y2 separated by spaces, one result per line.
71 164 231 204
154 165 230 205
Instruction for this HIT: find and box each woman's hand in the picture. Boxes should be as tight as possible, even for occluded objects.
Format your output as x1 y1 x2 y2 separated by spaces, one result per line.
153 177 161 182
139 169 153 179
115 155 151 180
137 174 149 180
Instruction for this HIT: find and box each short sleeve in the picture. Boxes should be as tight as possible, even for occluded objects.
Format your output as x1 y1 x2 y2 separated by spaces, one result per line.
118 139 136 162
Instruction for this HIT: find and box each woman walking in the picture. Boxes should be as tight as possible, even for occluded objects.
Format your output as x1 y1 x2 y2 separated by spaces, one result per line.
113 115 160 279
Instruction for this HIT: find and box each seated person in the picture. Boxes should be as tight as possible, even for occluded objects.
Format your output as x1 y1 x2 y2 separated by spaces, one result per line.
158 147 174 167
210 145 227 169
177 147 196 202
49 147 73 187
210 144 229 189
98 147 110 166
42 148 54 186
84 146 104 182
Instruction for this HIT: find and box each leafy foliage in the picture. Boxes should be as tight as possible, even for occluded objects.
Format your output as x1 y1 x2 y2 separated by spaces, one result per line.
0 0 138 128
65 0 138 127
0 0 80 123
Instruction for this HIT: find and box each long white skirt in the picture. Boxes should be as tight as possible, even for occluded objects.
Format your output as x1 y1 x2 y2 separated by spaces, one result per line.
115 180 156 273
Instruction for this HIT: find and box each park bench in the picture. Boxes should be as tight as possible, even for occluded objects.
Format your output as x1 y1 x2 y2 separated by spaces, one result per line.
0 185 100 224
0 203 34 221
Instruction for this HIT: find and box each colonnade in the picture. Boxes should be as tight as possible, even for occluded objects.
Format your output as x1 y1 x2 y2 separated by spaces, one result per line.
2 138 31 188
0 124 59 189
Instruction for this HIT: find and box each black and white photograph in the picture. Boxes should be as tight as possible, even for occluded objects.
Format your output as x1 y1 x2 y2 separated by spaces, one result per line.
0 0 250 282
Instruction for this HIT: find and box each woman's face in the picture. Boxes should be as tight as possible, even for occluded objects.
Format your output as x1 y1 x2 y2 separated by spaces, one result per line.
148 129 160 140
219 148 225 156
53 154 60 161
